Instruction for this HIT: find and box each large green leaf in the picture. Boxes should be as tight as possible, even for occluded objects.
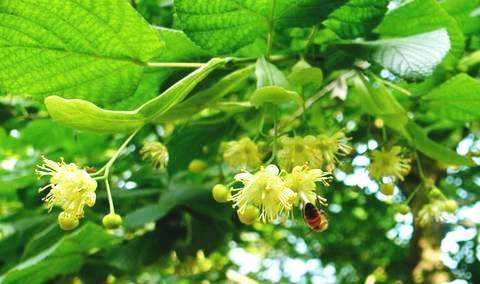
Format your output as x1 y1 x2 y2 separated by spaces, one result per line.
0 223 119 284
173 0 346 54
44 58 227 133
0 0 164 107
441 0 480 35
363 29 451 79
374 0 464 66
115 27 211 110
422 74 480 122
323 0 389 39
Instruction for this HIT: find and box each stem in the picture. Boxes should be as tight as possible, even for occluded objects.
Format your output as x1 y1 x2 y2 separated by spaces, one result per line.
266 0 277 59
147 55 291 69
406 184 422 205
147 62 206 68
100 128 141 214
304 25 318 56
414 150 426 181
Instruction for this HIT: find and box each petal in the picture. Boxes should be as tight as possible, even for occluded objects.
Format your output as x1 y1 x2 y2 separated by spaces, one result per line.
265 165 279 175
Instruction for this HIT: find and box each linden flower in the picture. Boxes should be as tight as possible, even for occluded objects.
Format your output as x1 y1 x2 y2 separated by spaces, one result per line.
277 136 322 171
222 137 262 169
314 131 352 170
231 165 297 223
369 146 411 181
284 166 330 205
140 141 169 169
36 157 97 218
417 200 456 227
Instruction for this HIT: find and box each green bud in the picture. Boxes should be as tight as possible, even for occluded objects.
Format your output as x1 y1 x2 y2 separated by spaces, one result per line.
380 183 395 196
444 200 458 213
188 159 208 173
58 212 79 231
396 204 410 215
102 213 123 229
212 184 231 203
238 205 259 225
428 187 443 199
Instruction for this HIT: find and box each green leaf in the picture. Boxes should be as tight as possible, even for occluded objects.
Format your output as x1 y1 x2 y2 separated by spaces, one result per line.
250 86 303 108
362 29 451 79
406 122 474 166
422 74 480 122
0 223 119 284
157 65 254 122
374 0 464 66
115 27 211 110
123 184 210 229
323 0 389 39
441 0 480 35
256 57 289 88
0 0 164 107
173 0 346 54
45 58 227 133
288 60 323 90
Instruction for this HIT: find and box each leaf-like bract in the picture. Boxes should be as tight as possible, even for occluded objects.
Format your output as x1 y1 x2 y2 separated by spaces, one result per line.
422 74 480 122
0 0 163 107
45 58 226 133
367 29 451 79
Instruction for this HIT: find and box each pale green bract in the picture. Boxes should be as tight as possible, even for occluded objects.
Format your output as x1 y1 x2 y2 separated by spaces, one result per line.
45 58 227 133
0 0 164 107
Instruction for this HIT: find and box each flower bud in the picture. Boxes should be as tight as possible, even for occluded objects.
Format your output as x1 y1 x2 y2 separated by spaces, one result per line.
444 200 458 213
58 211 79 230
396 204 410 215
380 183 395 196
428 187 443 199
102 213 123 229
237 205 259 225
374 118 384 128
188 159 208 173
212 184 230 203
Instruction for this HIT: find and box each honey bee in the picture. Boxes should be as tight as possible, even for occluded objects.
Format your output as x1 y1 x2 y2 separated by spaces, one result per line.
303 202 328 232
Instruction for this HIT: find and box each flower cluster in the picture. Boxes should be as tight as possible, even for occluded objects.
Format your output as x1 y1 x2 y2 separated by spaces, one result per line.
369 146 411 182
214 164 330 224
222 137 263 170
36 157 97 230
140 141 169 169
277 130 351 171
417 199 457 227
417 187 457 227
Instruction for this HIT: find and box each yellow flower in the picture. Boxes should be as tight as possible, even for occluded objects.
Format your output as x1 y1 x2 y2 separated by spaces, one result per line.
231 165 296 223
36 157 97 219
222 137 262 169
314 131 352 170
140 141 169 169
417 199 456 227
369 146 411 181
277 136 322 171
284 166 330 205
